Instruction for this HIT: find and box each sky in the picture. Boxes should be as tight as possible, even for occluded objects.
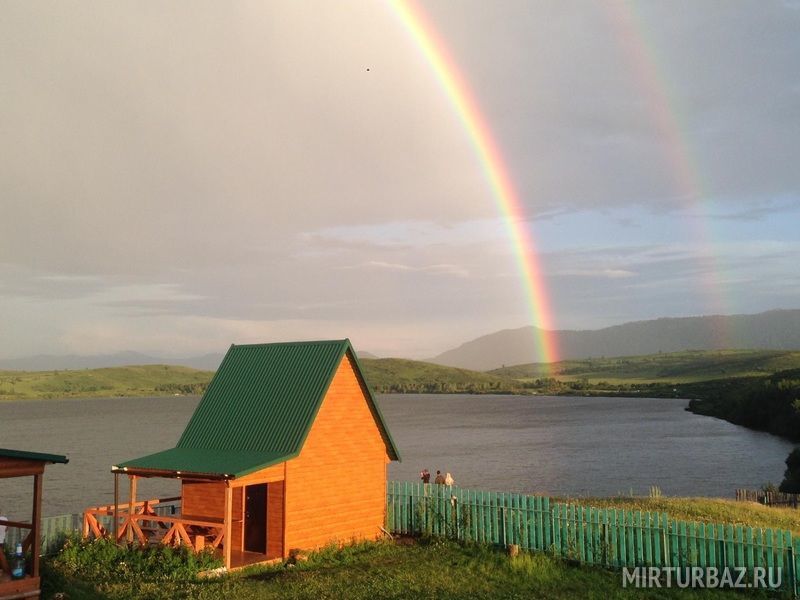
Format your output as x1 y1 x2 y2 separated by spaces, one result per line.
1 1 799 360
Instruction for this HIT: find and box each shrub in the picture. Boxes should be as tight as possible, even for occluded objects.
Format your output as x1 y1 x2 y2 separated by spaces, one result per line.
779 448 800 493
48 534 222 582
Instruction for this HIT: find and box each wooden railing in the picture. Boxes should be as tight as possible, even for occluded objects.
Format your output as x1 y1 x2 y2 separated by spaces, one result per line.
82 497 225 551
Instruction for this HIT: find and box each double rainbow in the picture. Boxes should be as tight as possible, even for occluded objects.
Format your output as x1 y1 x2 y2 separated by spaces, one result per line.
390 0 559 365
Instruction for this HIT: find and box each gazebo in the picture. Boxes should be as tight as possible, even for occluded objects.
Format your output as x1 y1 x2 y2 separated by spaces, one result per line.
84 339 400 569
0 448 68 600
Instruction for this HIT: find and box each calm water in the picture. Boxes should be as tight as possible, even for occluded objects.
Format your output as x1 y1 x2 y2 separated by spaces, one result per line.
0 394 794 519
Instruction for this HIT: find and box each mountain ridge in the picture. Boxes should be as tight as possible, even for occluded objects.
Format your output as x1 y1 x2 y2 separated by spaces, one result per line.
429 309 800 371
0 348 381 372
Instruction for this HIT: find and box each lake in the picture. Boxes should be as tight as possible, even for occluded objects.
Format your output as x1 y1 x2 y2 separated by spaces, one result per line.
0 394 794 519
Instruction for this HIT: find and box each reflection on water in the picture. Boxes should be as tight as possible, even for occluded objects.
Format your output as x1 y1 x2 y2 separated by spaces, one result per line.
0 394 794 519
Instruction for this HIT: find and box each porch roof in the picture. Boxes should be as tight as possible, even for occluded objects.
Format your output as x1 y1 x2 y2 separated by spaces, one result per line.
0 448 69 464
113 447 285 479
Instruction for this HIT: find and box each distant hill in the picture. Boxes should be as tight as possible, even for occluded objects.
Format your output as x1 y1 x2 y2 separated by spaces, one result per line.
491 349 800 384
0 358 522 401
0 351 225 371
4 349 800 401
0 365 213 400
430 309 800 371
0 348 384 372
359 358 519 393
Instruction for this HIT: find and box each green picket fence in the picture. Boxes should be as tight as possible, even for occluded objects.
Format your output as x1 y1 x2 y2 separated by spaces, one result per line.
4 513 81 555
387 481 800 596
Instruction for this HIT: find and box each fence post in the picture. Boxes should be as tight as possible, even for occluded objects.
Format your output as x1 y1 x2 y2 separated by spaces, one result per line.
792 540 800 599
500 506 507 548
453 494 459 540
543 497 551 552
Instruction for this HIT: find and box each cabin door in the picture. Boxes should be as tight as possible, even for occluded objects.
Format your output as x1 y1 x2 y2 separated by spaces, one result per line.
244 483 267 553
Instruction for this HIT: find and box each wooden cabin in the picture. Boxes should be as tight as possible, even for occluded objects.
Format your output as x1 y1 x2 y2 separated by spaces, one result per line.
98 339 400 569
0 448 68 600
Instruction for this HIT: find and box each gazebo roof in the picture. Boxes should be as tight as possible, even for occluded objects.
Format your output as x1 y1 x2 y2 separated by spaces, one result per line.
0 448 69 464
115 339 399 478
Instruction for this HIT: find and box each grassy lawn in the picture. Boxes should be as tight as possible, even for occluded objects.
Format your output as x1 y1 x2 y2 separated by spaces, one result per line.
43 538 779 600
563 497 800 536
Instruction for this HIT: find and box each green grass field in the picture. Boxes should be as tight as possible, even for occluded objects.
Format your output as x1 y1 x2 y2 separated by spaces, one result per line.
562 497 800 536
44 537 777 600
0 365 213 400
42 494 800 599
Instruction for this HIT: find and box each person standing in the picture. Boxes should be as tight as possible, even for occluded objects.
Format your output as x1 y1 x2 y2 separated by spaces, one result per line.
420 469 431 484
434 470 446 485
444 472 455 486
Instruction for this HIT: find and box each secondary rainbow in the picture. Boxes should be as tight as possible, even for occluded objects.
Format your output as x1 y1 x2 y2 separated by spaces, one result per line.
602 2 729 339
390 0 559 364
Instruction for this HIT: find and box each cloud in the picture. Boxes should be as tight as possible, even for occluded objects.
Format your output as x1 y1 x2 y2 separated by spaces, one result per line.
555 269 637 279
0 1 799 358
700 196 800 221
340 261 470 278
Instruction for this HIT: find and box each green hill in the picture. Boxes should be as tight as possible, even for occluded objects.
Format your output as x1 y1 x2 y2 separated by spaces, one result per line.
3 349 800 401
0 359 523 400
359 358 519 394
0 365 213 400
430 309 800 370
490 349 800 384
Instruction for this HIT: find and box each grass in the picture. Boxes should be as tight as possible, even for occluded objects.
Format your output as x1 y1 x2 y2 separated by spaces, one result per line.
562 497 800 536
41 494 800 598
43 538 777 600
0 365 213 400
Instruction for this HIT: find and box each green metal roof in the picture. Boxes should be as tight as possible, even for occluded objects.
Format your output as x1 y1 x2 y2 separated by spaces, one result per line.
0 448 69 464
114 448 285 478
117 339 399 478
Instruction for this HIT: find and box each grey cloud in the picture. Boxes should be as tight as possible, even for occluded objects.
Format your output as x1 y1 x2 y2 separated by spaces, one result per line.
339 261 470 278
1 1 799 358
0 267 108 300
700 197 800 222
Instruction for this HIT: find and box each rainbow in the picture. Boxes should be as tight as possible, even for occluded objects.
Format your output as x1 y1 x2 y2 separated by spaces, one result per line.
389 0 559 365
602 3 728 334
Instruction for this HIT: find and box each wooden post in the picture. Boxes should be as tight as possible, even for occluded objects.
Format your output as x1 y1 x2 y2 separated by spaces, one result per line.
31 473 42 577
113 472 119 542
224 483 233 570
127 475 137 543
282 462 288 559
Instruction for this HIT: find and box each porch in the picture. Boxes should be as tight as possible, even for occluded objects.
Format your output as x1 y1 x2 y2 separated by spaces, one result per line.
83 470 285 570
